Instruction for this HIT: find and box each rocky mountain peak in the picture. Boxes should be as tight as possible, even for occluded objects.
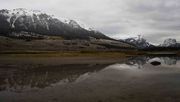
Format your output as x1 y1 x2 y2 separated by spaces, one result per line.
122 35 153 49
68 20 82 29
161 38 177 47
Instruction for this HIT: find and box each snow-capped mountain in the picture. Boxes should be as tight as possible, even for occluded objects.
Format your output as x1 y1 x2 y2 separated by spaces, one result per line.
160 38 180 47
66 20 81 29
0 8 109 40
121 35 154 49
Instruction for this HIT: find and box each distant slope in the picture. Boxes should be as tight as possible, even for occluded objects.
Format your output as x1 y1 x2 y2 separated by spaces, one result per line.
160 38 180 48
142 38 180 51
0 36 136 51
120 36 155 49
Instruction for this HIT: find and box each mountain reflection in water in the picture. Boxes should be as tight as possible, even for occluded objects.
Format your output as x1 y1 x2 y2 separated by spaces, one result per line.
0 64 108 92
1 56 180 102
126 56 180 68
0 56 180 92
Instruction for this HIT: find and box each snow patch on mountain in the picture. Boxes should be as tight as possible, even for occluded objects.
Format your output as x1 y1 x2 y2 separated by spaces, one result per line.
0 8 52 30
59 18 95 31
1 8 43 22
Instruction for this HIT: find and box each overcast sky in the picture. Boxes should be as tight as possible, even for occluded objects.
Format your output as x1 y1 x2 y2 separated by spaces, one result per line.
1 0 180 44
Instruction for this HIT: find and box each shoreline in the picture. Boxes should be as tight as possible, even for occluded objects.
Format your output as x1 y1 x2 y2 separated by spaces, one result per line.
0 56 129 65
1 50 180 66
0 50 140 57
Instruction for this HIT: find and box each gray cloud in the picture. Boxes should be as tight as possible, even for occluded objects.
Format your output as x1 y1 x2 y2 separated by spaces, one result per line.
1 0 180 44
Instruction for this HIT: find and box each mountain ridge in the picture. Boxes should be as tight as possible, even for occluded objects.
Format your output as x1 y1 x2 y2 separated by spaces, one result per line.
120 36 180 49
0 8 137 51
0 8 110 40
120 36 155 49
160 38 180 47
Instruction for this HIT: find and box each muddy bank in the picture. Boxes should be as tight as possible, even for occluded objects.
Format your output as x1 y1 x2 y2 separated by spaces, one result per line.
0 56 128 65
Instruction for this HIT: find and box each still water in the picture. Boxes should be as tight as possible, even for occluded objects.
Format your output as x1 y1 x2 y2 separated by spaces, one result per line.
1 56 180 102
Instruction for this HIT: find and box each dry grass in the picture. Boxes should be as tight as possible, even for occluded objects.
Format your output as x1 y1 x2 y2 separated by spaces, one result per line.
0 50 141 57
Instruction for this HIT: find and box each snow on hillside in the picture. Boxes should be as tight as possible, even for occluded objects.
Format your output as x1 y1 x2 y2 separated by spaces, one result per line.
0 8 94 31
122 35 153 49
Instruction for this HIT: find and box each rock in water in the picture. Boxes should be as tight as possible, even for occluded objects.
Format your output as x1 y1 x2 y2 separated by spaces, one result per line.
151 61 161 66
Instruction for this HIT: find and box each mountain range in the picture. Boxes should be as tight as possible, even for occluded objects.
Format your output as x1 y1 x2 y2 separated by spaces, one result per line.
121 36 180 49
1 8 180 51
160 38 180 47
0 8 137 51
120 36 154 49
0 8 110 40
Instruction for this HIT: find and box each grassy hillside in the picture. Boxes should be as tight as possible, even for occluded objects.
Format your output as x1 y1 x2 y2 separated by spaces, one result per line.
0 36 136 51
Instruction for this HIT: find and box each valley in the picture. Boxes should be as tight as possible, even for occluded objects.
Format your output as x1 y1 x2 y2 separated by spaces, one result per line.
1 7 180 102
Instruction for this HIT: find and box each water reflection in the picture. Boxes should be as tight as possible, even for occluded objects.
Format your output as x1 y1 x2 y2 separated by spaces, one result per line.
0 56 180 93
126 56 180 68
161 57 177 65
1 56 180 102
0 64 108 92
